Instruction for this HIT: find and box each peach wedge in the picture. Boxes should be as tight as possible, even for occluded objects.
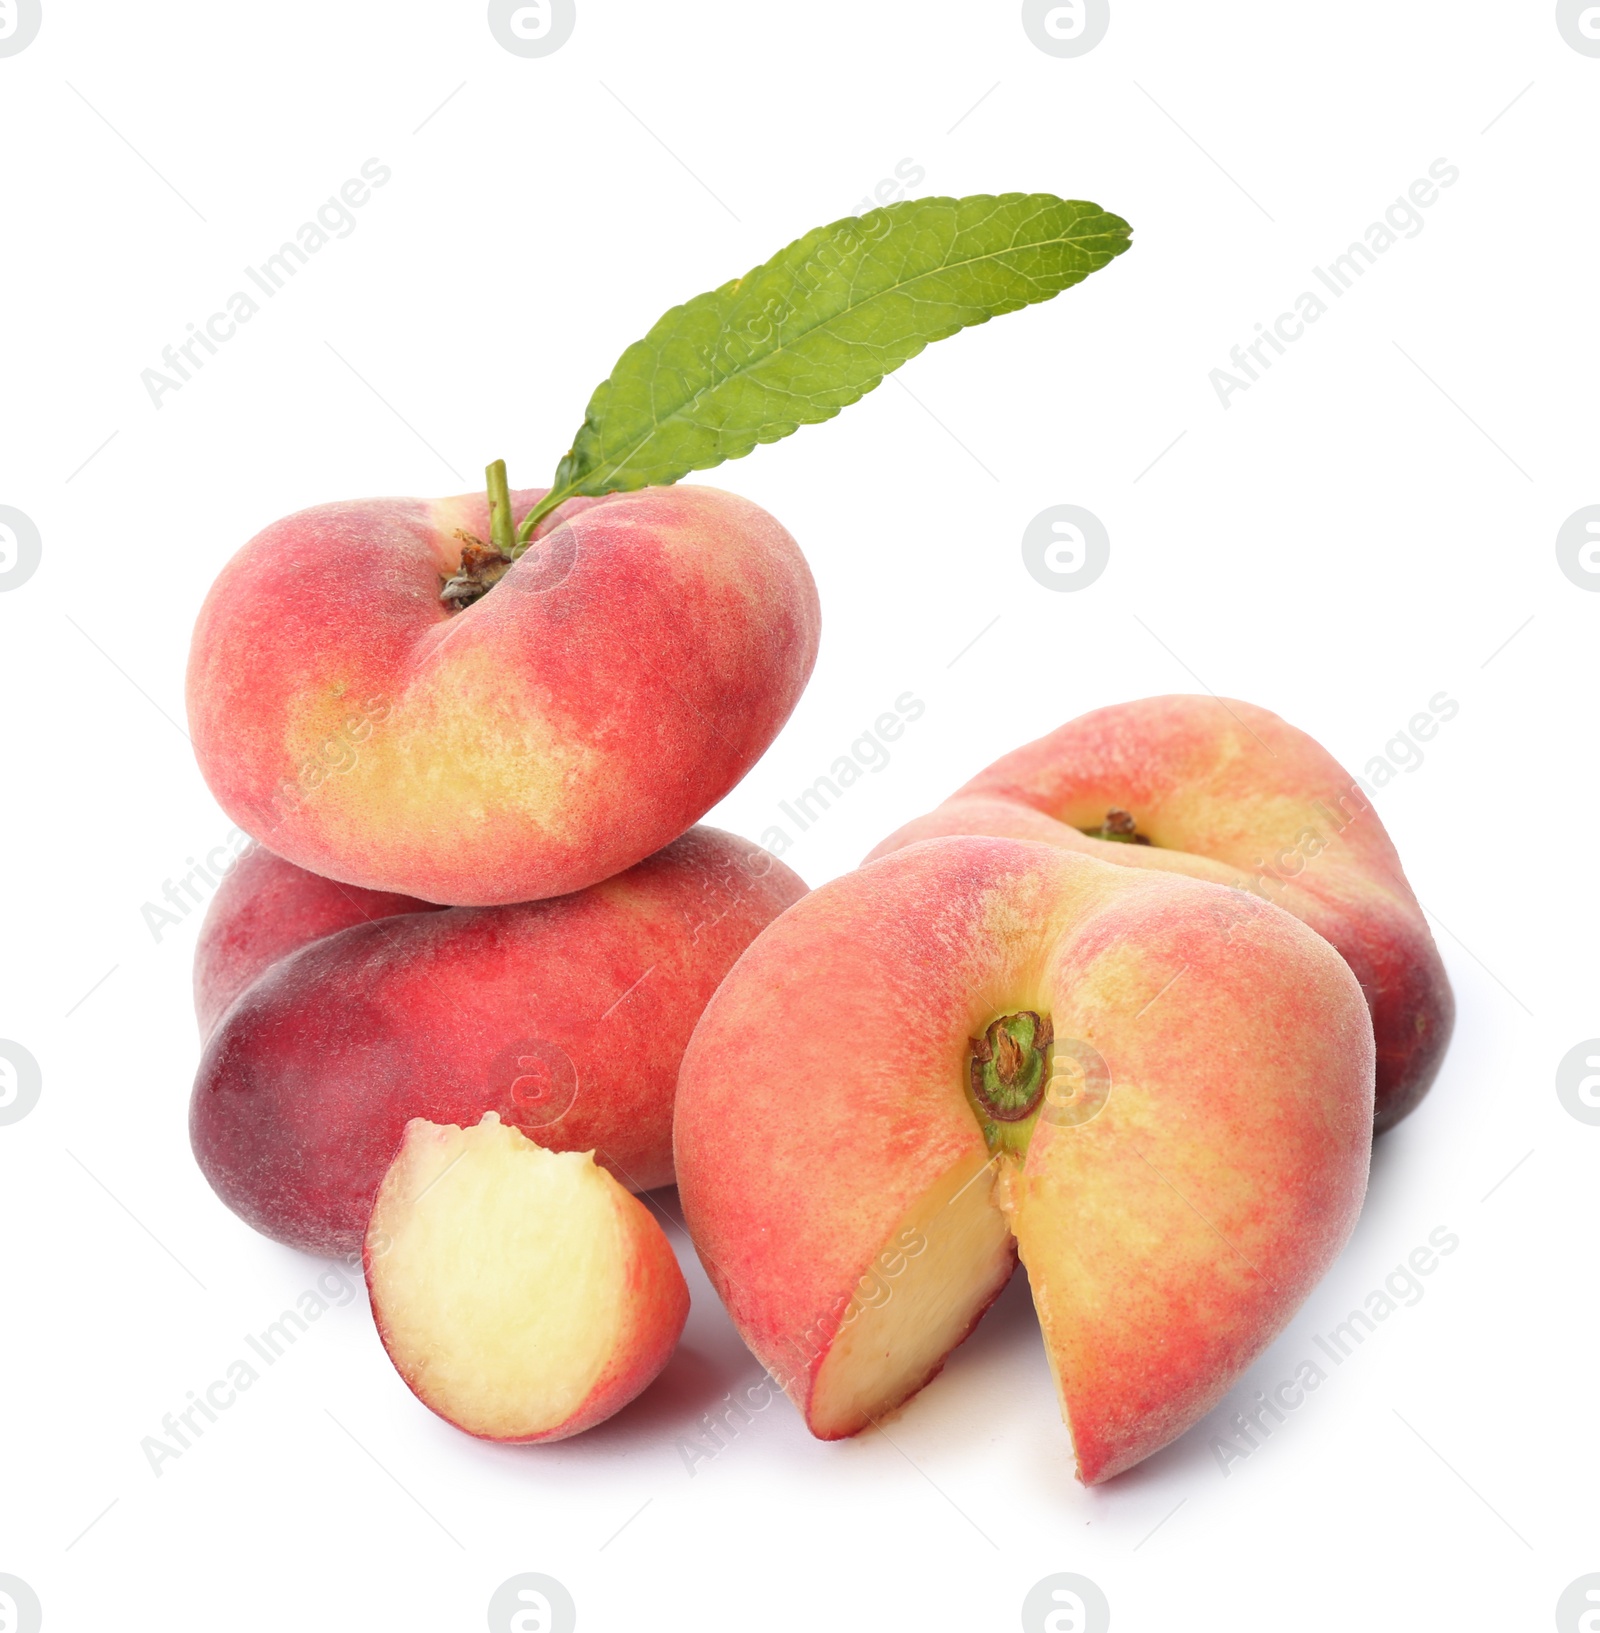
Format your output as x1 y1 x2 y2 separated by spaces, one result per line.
366 1115 688 1442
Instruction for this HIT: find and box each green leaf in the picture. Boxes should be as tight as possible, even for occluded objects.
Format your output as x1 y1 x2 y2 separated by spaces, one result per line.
516 193 1131 541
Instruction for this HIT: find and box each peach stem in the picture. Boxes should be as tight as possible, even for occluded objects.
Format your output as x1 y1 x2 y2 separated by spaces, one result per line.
485 460 515 556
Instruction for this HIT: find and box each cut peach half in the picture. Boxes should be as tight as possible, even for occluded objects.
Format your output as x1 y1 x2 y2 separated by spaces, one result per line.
675 837 1375 1483
364 1113 689 1442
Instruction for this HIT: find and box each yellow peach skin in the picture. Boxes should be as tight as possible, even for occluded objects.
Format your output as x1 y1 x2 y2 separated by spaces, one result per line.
867 695 1451 1132
674 837 1374 1484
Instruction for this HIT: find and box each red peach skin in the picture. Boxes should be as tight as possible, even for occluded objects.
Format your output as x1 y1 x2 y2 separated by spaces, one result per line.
191 827 805 1255
193 842 441 1038
187 484 820 905
867 696 1452 1132
675 837 1374 1484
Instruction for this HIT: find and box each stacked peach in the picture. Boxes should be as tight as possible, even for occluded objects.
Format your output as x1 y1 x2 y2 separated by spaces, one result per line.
188 483 820 905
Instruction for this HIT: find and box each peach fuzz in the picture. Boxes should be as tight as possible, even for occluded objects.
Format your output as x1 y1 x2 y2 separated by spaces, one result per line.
868 695 1451 1132
191 827 804 1256
674 836 1374 1485
186 483 820 905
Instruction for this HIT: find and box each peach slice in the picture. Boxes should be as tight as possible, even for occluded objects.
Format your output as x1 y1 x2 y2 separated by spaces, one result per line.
365 1114 688 1442
675 836 1374 1483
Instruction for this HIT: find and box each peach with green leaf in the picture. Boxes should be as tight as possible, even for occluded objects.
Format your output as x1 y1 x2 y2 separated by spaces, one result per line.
186 194 1132 904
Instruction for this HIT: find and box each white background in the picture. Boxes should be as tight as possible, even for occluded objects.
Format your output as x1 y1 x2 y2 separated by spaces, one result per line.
2 2 1596 1628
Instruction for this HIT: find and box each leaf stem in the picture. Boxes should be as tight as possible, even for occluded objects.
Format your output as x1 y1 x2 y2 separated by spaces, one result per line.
513 485 568 552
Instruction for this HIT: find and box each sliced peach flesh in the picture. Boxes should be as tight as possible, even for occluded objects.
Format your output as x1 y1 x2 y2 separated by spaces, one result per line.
809 1151 1015 1438
365 1113 687 1442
